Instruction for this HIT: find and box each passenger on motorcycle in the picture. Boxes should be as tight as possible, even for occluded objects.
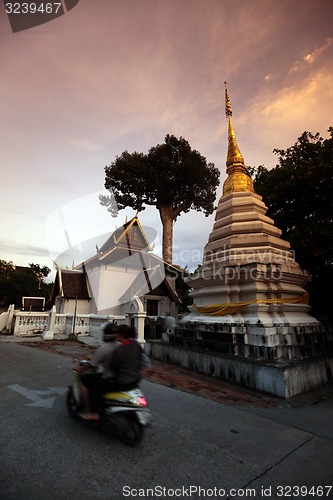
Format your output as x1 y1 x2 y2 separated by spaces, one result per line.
107 324 144 390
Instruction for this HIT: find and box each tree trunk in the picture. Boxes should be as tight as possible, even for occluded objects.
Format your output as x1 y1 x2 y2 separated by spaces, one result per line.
159 205 174 264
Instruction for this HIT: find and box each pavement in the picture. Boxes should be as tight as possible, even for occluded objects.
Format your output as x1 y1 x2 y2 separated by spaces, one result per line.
1 333 333 497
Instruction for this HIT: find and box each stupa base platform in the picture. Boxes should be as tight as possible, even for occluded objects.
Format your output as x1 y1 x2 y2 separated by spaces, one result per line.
145 340 333 398
182 302 319 327
177 312 331 360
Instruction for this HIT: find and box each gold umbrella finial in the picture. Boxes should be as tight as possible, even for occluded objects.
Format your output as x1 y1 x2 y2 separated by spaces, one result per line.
222 83 255 196
224 82 232 118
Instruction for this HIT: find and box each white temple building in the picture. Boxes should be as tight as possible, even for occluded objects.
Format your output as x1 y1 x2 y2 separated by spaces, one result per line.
49 214 180 319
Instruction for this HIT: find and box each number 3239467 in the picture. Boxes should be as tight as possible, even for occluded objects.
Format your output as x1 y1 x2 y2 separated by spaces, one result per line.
276 485 332 497
5 3 63 14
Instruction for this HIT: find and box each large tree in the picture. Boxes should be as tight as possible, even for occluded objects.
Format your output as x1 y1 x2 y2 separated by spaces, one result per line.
250 127 333 323
101 134 220 263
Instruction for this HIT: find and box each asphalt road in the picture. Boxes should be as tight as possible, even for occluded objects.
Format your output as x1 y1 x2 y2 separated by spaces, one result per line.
1 342 332 500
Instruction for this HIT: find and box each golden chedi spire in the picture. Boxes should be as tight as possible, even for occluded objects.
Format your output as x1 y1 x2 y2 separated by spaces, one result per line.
222 83 255 196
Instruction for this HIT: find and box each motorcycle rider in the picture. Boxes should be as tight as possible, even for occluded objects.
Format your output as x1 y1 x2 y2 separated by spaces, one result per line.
78 324 146 421
76 322 120 421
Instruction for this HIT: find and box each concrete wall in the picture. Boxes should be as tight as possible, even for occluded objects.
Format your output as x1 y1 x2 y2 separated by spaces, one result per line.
146 340 333 398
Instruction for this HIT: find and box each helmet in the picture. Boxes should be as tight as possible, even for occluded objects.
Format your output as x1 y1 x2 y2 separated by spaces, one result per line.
117 324 137 339
102 322 119 342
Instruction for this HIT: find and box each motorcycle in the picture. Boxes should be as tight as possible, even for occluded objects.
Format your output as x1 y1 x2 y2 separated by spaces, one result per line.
66 360 152 446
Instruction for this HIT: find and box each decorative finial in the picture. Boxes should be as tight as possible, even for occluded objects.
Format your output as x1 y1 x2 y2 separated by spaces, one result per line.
222 82 256 197
224 81 232 118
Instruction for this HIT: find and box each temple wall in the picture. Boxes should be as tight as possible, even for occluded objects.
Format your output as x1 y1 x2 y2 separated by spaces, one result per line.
145 340 333 398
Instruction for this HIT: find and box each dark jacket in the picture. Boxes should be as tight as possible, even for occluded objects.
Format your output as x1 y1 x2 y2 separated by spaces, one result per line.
108 340 142 387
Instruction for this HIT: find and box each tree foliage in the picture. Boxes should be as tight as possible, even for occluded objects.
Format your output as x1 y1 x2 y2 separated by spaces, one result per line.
0 261 52 309
101 134 220 263
251 127 333 323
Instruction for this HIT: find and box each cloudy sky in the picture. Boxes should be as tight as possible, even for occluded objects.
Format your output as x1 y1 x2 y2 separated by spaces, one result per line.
1 0 333 280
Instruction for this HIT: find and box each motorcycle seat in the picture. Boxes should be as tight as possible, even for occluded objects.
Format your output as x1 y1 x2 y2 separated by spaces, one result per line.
102 391 132 400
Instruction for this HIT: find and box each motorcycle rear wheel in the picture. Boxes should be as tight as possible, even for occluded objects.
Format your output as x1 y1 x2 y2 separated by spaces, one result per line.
66 388 81 418
113 412 144 446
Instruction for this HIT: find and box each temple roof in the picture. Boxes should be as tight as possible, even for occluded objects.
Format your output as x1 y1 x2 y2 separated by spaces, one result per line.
119 267 180 304
49 269 90 302
99 214 152 254
76 213 179 277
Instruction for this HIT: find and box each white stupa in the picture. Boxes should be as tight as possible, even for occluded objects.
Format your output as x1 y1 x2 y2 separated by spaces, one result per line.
182 86 320 359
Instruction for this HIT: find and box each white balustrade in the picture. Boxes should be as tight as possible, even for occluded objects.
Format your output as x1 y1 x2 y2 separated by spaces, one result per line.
7 307 126 338
14 312 49 335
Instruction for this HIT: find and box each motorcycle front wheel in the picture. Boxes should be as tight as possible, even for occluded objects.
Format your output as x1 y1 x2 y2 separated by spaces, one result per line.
66 387 81 418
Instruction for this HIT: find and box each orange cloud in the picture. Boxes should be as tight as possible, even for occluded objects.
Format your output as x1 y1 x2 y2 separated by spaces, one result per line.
304 37 333 64
289 37 333 73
